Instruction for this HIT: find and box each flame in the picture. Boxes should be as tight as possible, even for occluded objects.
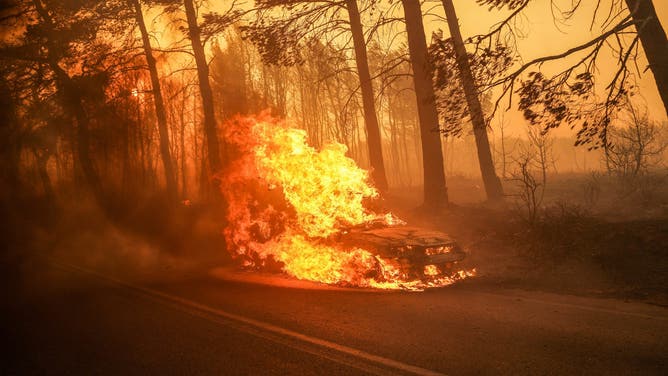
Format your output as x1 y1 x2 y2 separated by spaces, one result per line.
221 114 474 290
252 122 378 238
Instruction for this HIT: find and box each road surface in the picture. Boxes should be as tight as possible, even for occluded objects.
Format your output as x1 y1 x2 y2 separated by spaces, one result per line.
4 259 667 375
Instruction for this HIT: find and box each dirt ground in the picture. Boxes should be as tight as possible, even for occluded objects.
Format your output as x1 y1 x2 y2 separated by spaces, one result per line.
385 172 668 306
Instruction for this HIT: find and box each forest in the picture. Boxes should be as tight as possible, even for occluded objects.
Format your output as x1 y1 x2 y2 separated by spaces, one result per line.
1 0 668 295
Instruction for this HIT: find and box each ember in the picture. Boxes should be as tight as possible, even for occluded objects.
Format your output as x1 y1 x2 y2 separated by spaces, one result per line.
222 114 474 290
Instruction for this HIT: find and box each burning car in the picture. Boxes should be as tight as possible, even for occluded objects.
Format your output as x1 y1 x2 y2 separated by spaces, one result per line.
222 115 474 289
337 220 467 281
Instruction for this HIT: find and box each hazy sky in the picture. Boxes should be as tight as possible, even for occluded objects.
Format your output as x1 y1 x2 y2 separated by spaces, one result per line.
199 0 668 137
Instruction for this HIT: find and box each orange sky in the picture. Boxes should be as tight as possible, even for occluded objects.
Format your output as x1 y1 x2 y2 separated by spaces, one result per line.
428 0 668 136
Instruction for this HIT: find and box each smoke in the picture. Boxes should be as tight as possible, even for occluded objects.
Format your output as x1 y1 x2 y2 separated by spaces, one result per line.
2 188 233 299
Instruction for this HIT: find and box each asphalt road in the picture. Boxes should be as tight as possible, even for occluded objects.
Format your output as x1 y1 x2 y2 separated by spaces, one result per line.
4 260 667 375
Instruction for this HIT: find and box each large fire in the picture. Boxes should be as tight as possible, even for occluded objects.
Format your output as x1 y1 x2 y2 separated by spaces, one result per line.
221 114 474 290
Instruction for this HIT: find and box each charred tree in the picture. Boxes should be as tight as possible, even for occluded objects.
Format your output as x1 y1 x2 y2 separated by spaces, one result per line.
441 0 503 201
130 0 178 201
183 0 223 180
625 0 668 117
345 0 388 192
401 0 449 207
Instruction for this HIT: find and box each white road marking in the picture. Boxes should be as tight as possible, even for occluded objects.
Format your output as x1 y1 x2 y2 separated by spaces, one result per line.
52 260 445 376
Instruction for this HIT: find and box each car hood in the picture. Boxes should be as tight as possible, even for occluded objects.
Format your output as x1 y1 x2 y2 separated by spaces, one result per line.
339 225 459 251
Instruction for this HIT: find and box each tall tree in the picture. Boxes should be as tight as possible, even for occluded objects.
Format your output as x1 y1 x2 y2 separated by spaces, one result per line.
441 0 503 201
182 0 222 180
624 0 668 116
401 0 449 207
344 0 388 192
129 0 178 200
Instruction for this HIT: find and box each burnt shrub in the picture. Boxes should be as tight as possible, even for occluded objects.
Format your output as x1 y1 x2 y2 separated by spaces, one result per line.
513 201 668 294
515 202 604 260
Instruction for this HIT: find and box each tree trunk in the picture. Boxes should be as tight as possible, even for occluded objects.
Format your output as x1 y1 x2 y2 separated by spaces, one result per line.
122 106 130 198
441 0 504 201
0 79 21 197
400 0 449 208
35 152 55 203
130 0 178 201
625 0 668 118
183 0 223 182
69 82 105 203
345 0 388 192
33 0 105 207
179 87 188 197
500 119 507 178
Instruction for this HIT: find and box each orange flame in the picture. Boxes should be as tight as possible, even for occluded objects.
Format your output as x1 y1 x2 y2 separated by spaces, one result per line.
221 114 474 290
252 121 379 238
